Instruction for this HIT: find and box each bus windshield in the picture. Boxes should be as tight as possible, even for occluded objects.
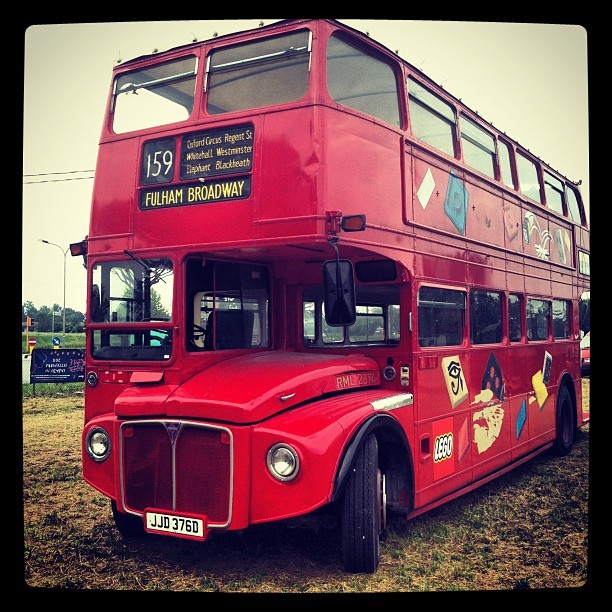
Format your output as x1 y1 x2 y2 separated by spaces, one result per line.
112 56 198 133
206 30 311 114
90 257 174 361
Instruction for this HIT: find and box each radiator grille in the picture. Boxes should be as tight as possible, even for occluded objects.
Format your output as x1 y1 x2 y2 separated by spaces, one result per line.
121 421 232 525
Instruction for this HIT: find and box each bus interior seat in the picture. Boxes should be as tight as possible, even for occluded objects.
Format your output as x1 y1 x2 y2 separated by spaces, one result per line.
205 310 254 350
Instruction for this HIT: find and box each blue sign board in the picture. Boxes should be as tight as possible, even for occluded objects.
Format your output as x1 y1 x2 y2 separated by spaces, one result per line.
29 349 85 383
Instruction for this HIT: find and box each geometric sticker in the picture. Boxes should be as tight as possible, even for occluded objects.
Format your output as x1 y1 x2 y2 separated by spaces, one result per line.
503 203 519 242
417 167 436 210
531 370 549 410
563 229 571 255
555 228 566 264
444 171 468 235
458 415 470 463
542 351 552 385
516 399 527 439
481 352 504 401
441 355 468 408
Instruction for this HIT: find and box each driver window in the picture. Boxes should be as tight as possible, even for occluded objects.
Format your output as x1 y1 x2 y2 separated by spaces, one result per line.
186 258 270 351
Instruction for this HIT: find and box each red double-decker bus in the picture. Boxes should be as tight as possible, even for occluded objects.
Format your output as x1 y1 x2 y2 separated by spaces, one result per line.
72 19 590 573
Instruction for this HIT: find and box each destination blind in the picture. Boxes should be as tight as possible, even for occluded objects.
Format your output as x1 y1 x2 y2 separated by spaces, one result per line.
139 176 251 210
181 124 254 180
139 124 254 210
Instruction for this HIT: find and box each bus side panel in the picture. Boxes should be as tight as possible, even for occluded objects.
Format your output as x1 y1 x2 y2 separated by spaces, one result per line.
257 107 321 237
325 109 404 229
412 349 473 509
509 395 531 462
464 174 506 250
468 347 513 482
90 140 139 246
512 344 557 452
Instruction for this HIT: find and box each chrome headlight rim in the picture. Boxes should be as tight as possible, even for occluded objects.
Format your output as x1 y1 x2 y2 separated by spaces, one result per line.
266 442 300 482
85 426 111 462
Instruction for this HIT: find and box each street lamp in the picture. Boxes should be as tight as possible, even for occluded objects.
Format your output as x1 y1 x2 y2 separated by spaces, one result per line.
38 239 69 338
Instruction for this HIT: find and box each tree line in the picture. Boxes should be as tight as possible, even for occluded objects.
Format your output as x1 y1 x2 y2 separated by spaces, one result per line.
20 296 589 337
22 301 85 333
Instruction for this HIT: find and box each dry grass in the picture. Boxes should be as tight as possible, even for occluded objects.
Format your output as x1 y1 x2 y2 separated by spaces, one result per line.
20 380 590 593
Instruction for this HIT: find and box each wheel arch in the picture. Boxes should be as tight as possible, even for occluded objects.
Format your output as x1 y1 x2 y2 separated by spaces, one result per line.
558 371 577 424
331 413 414 513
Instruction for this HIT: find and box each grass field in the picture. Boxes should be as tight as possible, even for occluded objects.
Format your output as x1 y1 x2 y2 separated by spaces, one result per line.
21 332 85 354
20 380 590 593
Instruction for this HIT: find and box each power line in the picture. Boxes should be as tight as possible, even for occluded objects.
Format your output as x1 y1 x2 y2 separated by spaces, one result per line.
24 170 95 177
23 169 95 184
24 176 94 184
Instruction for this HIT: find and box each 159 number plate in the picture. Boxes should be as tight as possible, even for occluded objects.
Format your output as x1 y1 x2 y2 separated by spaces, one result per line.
145 509 206 540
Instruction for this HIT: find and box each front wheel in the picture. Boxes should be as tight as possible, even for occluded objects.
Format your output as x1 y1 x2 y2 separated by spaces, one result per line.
553 384 575 456
341 434 383 573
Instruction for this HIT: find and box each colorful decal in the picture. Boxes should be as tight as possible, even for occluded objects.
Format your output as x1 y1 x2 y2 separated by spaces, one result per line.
417 167 435 210
481 352 504 401
516 399 527 439
542 351 552 385
434 433 453 463
444 171 469 235
458 416 470 463
432 417 454 480
531 370 549 409
473 388 496 404
564 230 572 257
473 404 504 454
503 204 519 242
441 355 468 408
554 228 566 264
523 212 552 260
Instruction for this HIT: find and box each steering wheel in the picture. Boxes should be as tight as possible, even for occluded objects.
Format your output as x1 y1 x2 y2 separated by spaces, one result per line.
192 324 206 345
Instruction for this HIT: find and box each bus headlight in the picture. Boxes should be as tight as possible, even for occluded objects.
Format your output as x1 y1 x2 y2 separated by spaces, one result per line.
86 427 111 462
266 443 300 482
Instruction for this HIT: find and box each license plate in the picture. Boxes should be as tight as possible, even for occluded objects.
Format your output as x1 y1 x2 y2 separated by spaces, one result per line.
144 509 207 541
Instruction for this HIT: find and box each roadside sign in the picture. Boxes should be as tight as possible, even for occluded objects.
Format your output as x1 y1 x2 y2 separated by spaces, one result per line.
30 349 85 383
28 336 37 354
52 336 62 349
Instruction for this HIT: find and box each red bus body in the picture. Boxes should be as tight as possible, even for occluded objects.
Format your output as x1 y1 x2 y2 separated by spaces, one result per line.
77 19 590 573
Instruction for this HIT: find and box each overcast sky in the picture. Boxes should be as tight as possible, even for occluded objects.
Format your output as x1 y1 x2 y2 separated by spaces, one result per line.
22 19 589 315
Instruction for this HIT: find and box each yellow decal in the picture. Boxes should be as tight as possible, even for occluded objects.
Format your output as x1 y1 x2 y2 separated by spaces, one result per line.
473 404 504 454
441 355 468 408
531 370 549 409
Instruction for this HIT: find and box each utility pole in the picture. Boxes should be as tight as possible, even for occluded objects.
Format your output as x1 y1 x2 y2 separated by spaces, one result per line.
39 239 69 338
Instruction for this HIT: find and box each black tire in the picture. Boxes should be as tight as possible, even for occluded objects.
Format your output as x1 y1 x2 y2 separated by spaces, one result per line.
111 500 145 537
553 384 575 456
341 435 382 573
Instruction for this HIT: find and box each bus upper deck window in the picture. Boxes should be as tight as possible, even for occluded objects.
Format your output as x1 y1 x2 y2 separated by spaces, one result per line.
408 77 456 158
460 115 496 179
112 56 197 134
565 185 583 224
544 171 565 215
498 139 515 189
326 35 401 127
206 30 311 115
516 151 543 204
